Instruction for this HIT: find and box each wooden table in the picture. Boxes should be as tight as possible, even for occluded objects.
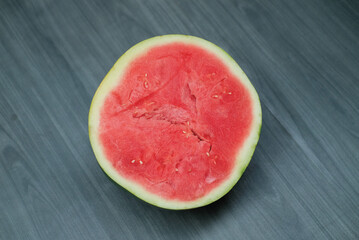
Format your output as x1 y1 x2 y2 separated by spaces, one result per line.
1 0 358 239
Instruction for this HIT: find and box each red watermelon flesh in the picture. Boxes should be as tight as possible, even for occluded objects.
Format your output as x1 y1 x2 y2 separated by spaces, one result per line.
98 43 253 201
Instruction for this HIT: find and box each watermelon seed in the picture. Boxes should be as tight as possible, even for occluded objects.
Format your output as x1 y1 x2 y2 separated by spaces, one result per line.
139 160 143 165
144 81 149 89
145 73 148 77
213 160 217 165
206 152 210 157
131 160 136 163
228 92 232 95
183 131 187 134
175 168 179 172
212 95 218 99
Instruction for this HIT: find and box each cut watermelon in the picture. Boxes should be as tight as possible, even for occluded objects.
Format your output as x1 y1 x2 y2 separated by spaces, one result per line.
89 35 261 209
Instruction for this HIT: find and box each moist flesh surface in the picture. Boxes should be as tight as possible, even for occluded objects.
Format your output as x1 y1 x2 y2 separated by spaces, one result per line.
99 43 253 201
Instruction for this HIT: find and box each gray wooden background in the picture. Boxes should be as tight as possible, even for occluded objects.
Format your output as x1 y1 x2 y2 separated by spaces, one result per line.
1 0 358 239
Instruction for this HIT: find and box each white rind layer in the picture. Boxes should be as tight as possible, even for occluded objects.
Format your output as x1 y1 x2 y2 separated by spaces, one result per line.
88 35 262 209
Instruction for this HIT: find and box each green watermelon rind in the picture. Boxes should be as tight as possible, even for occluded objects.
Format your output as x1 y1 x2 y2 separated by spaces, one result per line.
88 35 262 210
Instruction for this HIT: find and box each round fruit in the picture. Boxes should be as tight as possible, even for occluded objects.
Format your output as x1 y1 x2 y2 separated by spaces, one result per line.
88 35 261 209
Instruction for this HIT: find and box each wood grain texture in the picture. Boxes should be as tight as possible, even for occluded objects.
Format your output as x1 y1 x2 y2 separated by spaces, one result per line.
1 0 358 239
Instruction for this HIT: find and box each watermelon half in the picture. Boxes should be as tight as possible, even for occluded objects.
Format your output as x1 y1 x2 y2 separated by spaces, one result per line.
89 35 261 209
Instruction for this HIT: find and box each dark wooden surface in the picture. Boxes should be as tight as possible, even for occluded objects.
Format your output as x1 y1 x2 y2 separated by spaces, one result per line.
1 0 359 239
